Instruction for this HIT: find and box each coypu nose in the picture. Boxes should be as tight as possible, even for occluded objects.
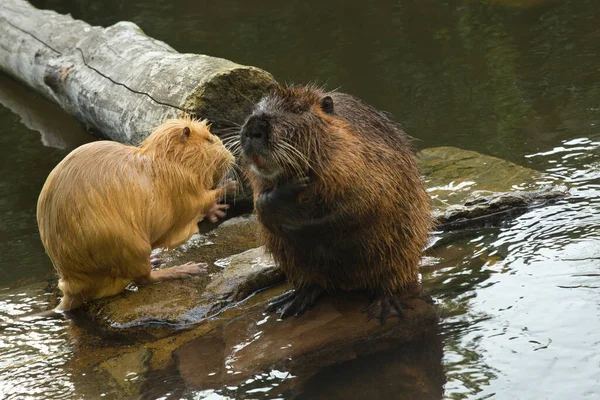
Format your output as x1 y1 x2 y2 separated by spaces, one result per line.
243 114 270 142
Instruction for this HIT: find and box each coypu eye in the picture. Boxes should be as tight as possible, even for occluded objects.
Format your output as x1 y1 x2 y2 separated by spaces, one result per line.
292 106 304 114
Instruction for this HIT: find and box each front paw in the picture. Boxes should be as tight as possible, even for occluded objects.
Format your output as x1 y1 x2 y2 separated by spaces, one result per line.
206 203 229 223
257 175 311 207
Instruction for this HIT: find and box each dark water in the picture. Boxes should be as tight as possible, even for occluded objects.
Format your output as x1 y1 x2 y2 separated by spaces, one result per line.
1 0 599 398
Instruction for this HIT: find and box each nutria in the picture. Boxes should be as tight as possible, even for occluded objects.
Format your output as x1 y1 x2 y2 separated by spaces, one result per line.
37 117 236 311
241 85 431 323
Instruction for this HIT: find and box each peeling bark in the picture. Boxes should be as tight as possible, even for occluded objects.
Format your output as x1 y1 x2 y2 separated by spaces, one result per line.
0 0 276 144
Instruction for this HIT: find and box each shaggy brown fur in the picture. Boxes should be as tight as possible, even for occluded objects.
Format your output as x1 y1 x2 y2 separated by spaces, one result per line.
241 85 431 322
37 117 235 311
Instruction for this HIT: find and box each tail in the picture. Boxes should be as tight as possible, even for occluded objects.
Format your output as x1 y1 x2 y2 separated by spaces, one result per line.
55 292 84 311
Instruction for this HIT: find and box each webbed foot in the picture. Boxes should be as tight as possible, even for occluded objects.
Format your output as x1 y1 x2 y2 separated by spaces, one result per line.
364 295 411 325
265 285 324 318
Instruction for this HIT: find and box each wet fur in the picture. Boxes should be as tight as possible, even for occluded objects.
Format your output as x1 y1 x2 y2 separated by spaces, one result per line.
244 85 431 296
37 117 234 310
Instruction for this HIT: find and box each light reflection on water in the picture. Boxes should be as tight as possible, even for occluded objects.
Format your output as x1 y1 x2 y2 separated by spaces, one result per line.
0 286 75 400
433 135 600 399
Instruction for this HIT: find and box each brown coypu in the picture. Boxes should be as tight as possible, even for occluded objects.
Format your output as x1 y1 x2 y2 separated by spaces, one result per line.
37 117 236 311
241 85 431 323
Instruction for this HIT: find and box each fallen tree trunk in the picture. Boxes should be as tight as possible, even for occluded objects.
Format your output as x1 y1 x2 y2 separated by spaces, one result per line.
0 0 276 144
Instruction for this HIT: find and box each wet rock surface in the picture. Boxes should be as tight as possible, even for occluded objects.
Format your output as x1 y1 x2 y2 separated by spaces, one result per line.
172 292 440 399
418 146 552 208
79 215 269 336
434 185 570 231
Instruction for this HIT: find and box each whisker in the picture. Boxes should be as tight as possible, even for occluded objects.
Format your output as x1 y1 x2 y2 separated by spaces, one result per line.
274 143 305 179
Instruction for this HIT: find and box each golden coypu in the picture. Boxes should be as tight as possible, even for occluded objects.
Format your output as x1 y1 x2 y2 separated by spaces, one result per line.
37 117 235 311
241 85 431 323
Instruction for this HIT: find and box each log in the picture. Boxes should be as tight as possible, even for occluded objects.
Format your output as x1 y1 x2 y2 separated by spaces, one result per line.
0 0 276 144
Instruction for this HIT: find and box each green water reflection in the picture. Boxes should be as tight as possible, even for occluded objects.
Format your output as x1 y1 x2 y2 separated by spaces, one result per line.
30 0 600 163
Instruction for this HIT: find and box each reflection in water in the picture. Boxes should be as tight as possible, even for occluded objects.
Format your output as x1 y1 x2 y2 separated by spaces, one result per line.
425 135 600 399
1 0 600 399
0 285 74 399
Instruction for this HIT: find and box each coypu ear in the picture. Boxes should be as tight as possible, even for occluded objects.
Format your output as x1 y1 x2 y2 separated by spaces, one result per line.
321 96 334 114
180 126 191 143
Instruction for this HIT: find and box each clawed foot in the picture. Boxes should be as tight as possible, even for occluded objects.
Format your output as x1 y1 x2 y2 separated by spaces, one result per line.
265 285 324 319
150 255 164 268
137 262 208 284
206 203 229 223
165 262 208 279
364 295 412 325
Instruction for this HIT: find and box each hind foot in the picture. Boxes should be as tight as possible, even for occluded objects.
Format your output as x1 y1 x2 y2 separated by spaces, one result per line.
136 262 207 284
364 295 412 325
265 285 324 318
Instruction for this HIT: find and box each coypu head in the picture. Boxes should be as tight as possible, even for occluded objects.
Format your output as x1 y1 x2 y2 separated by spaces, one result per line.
241 85 337 184
141 117 234 188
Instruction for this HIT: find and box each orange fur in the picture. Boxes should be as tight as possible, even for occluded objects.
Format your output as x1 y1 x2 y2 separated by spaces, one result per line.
37 117 234 310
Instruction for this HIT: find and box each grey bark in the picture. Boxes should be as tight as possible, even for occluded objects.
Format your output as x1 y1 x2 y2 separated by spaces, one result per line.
0 0 276 144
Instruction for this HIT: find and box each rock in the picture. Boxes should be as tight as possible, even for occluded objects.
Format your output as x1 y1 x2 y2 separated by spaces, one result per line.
79 216 280 337
172 291 440 398
433 186 570 231
94 349 152 398
84 246 281 336
204 248 284 304
418 146 552 208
